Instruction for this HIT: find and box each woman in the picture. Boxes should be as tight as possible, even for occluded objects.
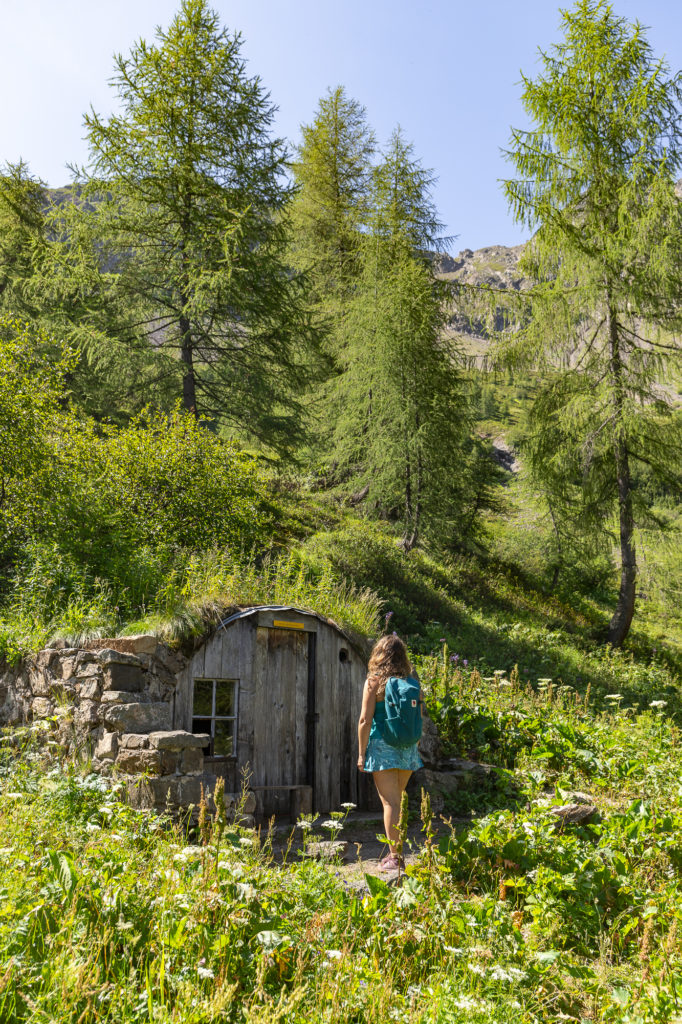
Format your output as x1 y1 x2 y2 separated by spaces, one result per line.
357 633 423 871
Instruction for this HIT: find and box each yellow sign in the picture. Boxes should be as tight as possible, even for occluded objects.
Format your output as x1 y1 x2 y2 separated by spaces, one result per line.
273 620 305 630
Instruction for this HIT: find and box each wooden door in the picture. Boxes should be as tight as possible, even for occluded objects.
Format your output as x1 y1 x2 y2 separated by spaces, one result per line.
251 626 309 818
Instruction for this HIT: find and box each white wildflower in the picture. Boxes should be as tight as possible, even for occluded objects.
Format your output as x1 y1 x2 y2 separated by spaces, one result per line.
605 694 623 701
321 820 343 831
197 965 214 980
650 700 667 709
239 837 253 846
468 962 486 976
340 802 356 810
297 820 313 831
489 965 527 982
325 950 342 960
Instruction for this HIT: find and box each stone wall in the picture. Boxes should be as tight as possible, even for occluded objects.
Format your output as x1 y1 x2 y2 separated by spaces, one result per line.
0 636 255 822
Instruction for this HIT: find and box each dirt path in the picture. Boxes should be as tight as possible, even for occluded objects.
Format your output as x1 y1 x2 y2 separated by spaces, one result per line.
268 812 461 885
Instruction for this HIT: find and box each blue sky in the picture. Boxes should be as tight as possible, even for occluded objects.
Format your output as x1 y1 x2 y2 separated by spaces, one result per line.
2 0 682 249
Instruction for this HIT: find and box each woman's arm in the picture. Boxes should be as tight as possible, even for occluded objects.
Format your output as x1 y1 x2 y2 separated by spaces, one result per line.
357 678 378 771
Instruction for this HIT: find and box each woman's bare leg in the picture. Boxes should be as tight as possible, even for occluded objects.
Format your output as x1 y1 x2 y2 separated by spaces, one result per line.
373 768 413 855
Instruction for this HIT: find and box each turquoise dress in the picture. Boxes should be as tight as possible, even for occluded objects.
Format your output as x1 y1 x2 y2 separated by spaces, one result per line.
363 696 424 773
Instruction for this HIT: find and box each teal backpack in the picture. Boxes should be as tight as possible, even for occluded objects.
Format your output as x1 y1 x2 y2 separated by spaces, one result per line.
380 676 423 749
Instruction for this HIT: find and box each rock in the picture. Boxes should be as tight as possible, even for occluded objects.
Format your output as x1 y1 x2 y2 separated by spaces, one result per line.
303 841 348 862
95 732 119 760
418 712 441 767
75 662 100 680
148 730 208 751
78 680 101 701
179 748 204 774
240 790 257 815
32 697 54 719
119 733 150 749
102 663 144 693
100 690 142 704
115 748 163 775
97 648 144 667
103 701 171 733
117 635 158 656
74 701 101 728
550 803 599 826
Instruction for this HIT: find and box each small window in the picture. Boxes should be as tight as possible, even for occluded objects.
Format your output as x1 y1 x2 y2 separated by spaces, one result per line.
192 678 238 757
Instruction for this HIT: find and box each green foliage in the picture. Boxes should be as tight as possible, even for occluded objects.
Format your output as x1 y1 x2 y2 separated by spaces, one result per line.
0 162 46 320
0 316 72 508
288 85 375 311
328 132 476 548
53 0 321 450
4 682 682 1021
501 0 682 644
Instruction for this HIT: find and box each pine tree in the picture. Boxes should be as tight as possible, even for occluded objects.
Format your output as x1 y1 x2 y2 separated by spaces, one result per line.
53 0 319 452
502 0 682 644
334 131 470 548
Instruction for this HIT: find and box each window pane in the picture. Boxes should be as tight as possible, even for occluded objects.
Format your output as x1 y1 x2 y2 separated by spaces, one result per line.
214 681 235 717
193 679 213 717
214 719 234 756
192 719 212 754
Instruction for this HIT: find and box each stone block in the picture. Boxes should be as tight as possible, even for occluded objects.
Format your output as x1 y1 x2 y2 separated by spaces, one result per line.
95 732 119 760
176 775 205 805
60 657 76 681
418 713 441 767
78 680 101 701
121 635 158 655
36 650 57 670
126 778 155 810
97 648 143 667
29 669 52 698
75 663 100 680
100 690 141 704
102 663 144 693
74 701 101 728
75 652 97 669
179 747 203 774
32 697 54 719
104 701 171 733
148 730 208 751
116 748 163 775
120 733 150 749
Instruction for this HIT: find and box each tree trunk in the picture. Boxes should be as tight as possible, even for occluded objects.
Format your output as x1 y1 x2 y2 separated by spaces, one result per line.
607 306 636 645
608 437 636 644
179 312 198 418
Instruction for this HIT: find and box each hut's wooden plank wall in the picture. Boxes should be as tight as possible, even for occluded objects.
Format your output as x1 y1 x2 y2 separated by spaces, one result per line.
174 609 369 817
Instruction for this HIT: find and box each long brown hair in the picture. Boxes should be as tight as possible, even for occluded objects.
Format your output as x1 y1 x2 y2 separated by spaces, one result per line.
367 634 411 698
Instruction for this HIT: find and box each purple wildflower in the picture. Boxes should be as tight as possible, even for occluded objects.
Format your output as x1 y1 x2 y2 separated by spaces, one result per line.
385 611 394 623
439 638 446 643
450 654 458 663
463 659 468 667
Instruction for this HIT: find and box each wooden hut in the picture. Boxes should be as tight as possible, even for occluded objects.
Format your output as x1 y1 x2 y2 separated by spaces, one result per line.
173 606 370 818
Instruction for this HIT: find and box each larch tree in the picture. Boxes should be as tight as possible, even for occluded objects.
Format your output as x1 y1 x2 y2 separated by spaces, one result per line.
334 130 471 549
55 0 319 453
288 86 376 316
502 0 682 644
0 163 46 320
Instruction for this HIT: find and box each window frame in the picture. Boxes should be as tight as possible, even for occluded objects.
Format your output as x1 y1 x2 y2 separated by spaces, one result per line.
191 677 239 759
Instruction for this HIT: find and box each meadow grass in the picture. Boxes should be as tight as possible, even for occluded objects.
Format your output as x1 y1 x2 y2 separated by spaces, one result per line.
2 660 682 1023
